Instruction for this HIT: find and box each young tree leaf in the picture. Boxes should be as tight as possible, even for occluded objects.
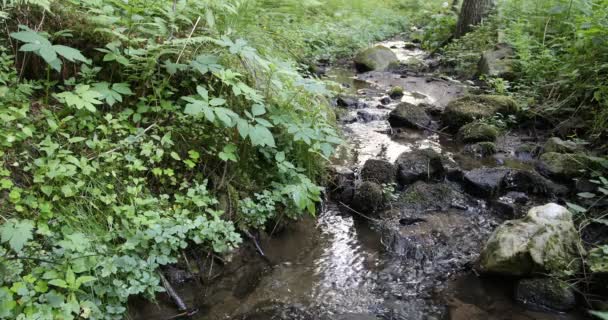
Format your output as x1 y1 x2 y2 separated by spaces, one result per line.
0 219 35 252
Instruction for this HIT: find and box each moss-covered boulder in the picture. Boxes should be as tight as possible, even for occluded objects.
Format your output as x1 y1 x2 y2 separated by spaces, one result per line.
441 95 518 130
457 122 499 143
388 102 431 129
463 142 497 158
397 181 469 211
478 203 582 276
354 46 399 72
543 137 584 154
394 148 445 186
352 181 384 214
361 159 396 185
536 152 593 180
388 86 404 99
515 278 576 312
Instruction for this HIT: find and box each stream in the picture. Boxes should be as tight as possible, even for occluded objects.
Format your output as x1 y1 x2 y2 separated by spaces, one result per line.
131 39 586 320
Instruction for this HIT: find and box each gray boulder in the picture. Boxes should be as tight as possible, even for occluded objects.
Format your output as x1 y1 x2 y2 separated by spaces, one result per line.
354 46 399 72
394 149 445 186
543 137 584 154
478 203 582 276
361 159 396 185
462 142 497 158
515 278 576 312
441 95 518 130
397 181 469 211
388 102 431 129
463 167 511 198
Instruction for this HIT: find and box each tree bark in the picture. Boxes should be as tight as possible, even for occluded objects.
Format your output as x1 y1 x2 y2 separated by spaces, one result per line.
454 0 495 38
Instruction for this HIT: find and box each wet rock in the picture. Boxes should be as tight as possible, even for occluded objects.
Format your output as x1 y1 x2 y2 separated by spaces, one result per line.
403 41 419 50
388 86 404 99
336 95 357 108
543 137 584 154
491 192 529 219
441 95 518 130
336 95 367 109
478 44 515 80
462 142 496 158
463 168 511 198
503 170 569 197
388 102 431 129
330 165 355 191
397 181 470 211
515 278 576 312
403 57 426 72
380 96 391 105
352 181 384 213
536 152 593 181
354 46 399 72
395 148 445 185
339 113 358 124
457 122 499 143
361 159 396 185
357 110 382 123
478 203 582 276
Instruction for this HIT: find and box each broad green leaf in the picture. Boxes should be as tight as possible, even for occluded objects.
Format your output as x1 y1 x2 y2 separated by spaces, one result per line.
566 202 587 214
48 279 67 289
249 125 275 147
0 219 34 252
53 45 88 63
251 104 266 116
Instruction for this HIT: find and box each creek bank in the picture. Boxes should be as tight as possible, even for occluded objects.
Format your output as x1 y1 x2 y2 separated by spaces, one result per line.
131 37 591 320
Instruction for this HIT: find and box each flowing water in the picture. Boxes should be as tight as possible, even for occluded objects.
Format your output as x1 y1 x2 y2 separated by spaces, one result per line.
131 39 586 320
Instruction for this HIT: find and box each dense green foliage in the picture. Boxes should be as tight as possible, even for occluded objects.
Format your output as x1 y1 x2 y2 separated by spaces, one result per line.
0 0 411 318
442 0 608 140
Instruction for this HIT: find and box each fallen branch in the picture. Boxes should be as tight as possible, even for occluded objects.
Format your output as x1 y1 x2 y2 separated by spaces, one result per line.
243 230 271 264
158 271 188 312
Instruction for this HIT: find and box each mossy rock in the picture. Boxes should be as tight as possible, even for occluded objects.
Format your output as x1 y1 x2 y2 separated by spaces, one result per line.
478 45 516 81
463 142 497 158
352 181 384 214
478 203 582 276
515 278 576 312
388 86 404 99
388 102 431 129
397 181 468 211
543 137 585 154
361 159 396 185
457 122 499 143
536 152 593 181
442 95 519 130
394 148 445 186
354 46 399 72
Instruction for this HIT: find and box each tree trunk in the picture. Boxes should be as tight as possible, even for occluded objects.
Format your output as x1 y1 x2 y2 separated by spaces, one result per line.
454 0 495 38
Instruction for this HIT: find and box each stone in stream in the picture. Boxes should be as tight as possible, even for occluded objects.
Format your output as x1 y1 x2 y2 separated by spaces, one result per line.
388 86 404 99
477 44 516 80
352 181 384 214
394 148 445 186
388 102 431 129
361 159 396 185
536 152 595 181
397 181 470 211
478 203 582 276
354 45 399 72
515 278 577 312
441 95 519 130
463 167 568 198
457 122 499 143
462 142 497 158
336 95 367 109
543 137 585 154
463 168 511 198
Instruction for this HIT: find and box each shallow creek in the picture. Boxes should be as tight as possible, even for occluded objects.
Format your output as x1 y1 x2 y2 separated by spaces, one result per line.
132 40 586 320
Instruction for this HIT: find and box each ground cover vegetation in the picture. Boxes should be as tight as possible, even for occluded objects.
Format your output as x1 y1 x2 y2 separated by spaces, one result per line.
0 0 415 318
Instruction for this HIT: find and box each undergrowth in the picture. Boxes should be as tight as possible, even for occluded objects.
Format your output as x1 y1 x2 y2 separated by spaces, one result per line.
0 0 412 318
